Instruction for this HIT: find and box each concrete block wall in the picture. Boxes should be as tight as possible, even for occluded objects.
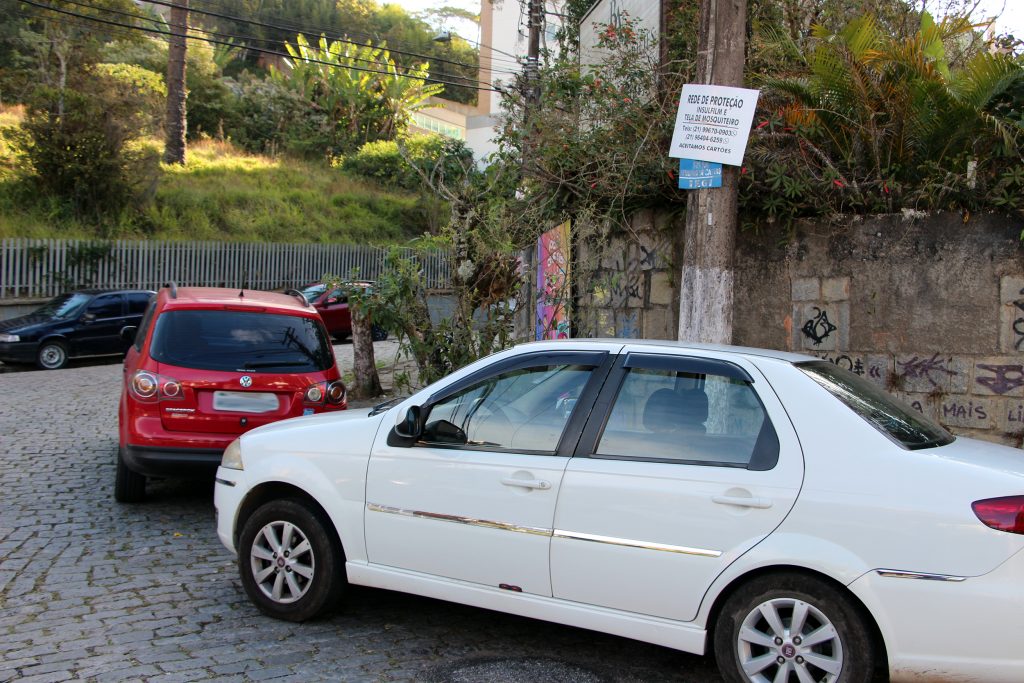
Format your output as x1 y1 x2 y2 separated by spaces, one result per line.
579 211 1024 446
732 212 1024 446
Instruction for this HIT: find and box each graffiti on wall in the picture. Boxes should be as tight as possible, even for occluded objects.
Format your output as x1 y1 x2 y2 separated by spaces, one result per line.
801 307 836 346
536 221 571 340
1013 288 1024 351
976 363 1024 395
897 354 958 388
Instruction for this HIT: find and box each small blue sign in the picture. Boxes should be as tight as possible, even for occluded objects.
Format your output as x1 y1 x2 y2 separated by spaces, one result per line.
678 158 723 190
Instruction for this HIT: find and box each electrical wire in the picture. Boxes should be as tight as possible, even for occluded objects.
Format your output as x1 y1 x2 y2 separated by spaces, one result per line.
18 0 508 92
140 0 525 74
45 0 509 87
187 0 528 69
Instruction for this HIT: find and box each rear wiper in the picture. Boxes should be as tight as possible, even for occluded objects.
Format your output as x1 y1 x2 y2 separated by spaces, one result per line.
237 361 309 370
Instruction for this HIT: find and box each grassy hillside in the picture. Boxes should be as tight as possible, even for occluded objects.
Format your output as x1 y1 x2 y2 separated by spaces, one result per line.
0 107 443 243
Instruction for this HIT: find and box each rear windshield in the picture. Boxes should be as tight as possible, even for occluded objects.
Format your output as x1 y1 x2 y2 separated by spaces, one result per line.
798 361 953 450
150 310 334 373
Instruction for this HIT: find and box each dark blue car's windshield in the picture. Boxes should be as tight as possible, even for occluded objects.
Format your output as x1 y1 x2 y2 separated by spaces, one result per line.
150 310 334 373
34 293 92 319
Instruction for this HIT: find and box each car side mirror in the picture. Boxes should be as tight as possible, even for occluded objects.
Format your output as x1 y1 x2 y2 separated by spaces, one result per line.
120 325 137 343
393 405 422 439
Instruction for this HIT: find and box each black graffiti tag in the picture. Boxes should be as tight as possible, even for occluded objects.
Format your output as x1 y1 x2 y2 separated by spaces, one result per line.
898 354 957 388
976 364 1024 395
1014 288 1024 351
801 307 837 346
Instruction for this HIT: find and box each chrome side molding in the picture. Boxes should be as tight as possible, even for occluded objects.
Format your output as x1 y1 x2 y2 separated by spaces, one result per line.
875 569 966 582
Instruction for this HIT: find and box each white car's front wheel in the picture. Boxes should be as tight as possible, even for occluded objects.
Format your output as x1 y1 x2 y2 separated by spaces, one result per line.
238 499 346 622
714 574 879 683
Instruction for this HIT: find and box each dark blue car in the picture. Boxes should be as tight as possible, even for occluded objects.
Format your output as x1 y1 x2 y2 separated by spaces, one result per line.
0 289 155 370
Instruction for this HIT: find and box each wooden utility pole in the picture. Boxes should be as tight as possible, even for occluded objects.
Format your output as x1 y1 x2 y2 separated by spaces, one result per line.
163 0 189 165
677 0 747 344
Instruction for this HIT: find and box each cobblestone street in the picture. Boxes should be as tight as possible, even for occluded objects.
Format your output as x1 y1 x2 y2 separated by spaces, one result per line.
0 359 722 682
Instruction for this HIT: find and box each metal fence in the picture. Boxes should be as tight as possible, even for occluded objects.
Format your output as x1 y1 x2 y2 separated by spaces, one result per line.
0 239 450 299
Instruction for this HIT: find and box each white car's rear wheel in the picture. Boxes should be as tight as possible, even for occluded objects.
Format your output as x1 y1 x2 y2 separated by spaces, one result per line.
238 499 345 621
714 574 878 683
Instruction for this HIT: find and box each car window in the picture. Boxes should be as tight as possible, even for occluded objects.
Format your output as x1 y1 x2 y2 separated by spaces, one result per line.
325 290 347 305
799 360 953 450
126 293 152 316
300 284 326 304
596 366 779 468
421 364 595 453
86 295 124 319
133 298 158 351
149 310 334 373
34 292 92 319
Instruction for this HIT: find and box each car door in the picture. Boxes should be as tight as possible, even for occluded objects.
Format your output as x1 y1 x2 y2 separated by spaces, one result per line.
550 348 804 622
70 294 126 356
365 349 613 596
317 289 350 337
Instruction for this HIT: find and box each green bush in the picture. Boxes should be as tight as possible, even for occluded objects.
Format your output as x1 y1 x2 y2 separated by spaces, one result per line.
16 69 160 217
224 73 331 157
340 135 473 191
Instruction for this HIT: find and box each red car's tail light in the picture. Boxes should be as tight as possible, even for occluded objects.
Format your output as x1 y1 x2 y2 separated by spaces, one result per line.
972 496 1024 535
325 380 346 405
129 371 184 402
303 380 347 407
304 384 324 403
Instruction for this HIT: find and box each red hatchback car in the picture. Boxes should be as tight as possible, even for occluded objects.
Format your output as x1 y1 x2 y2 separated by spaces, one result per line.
116 285 347 502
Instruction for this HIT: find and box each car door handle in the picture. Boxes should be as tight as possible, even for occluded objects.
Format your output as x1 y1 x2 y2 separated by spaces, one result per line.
712 495 773 509
500 477 551 490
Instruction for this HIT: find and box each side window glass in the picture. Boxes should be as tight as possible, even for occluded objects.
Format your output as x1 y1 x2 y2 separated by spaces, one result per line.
421 364 594 453
596 366 778 468
134 299 157 351
126 293 151 316
326 290 346 305
86 295 124 319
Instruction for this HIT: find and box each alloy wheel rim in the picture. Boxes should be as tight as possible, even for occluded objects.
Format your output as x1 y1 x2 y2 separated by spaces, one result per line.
40 345 65 369
737 597 843 682
250 520 315 604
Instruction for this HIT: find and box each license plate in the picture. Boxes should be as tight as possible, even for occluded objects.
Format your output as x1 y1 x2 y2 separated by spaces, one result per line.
212 391 279 414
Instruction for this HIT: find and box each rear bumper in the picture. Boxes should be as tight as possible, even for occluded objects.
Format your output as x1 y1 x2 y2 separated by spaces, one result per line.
849 548 1024 681
122 444 224 478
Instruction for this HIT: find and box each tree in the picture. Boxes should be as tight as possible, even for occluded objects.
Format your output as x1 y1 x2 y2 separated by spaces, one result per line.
163 0 188 164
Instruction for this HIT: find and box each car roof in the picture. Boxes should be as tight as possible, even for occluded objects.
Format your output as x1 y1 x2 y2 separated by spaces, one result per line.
66 288 155 296
161 287 314 314
513 338 815 364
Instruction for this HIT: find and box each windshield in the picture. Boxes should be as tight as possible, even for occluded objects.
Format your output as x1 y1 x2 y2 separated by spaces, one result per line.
150 310 334 373
34 292 92 319
300 284 326 304
798 360 953 450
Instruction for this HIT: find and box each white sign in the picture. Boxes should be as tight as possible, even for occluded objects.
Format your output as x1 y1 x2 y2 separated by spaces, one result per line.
669 84 760 166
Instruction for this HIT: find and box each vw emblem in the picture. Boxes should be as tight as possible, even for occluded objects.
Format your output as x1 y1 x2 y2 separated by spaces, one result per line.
240 375 253 388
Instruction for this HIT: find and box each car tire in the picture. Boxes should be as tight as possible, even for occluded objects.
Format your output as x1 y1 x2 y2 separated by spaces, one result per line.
370 324 388 342
238 499 346 622
114 448 146 503
36 340 68 370
714 573 878 683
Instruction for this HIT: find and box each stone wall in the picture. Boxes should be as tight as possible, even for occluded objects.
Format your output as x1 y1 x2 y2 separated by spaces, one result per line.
580 211 1024 446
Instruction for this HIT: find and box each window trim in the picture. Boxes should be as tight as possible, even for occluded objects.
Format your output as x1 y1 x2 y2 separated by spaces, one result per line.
576 353 780 470
395 351 614 456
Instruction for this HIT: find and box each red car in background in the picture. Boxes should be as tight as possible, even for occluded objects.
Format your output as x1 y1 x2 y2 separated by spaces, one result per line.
116 285 347 502
300 282 388 342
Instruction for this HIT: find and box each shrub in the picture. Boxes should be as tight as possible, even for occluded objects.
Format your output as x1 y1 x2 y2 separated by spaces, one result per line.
340 135 473 191
17 68 160 217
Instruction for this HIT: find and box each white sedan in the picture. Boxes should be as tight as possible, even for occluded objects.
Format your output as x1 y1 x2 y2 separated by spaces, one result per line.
214 340 1024 682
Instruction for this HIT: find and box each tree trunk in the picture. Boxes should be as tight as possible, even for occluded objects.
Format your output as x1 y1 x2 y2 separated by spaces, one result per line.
677 0 747 344
163 0 189 165
350 301 383 399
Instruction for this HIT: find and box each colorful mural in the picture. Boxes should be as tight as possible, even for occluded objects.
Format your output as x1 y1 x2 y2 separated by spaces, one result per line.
536 221 571 340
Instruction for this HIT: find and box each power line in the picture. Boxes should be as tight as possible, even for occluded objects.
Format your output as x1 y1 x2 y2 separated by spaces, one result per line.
50 0 518 85
186 0 527 69
140 0 520 75
18 0 507 92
